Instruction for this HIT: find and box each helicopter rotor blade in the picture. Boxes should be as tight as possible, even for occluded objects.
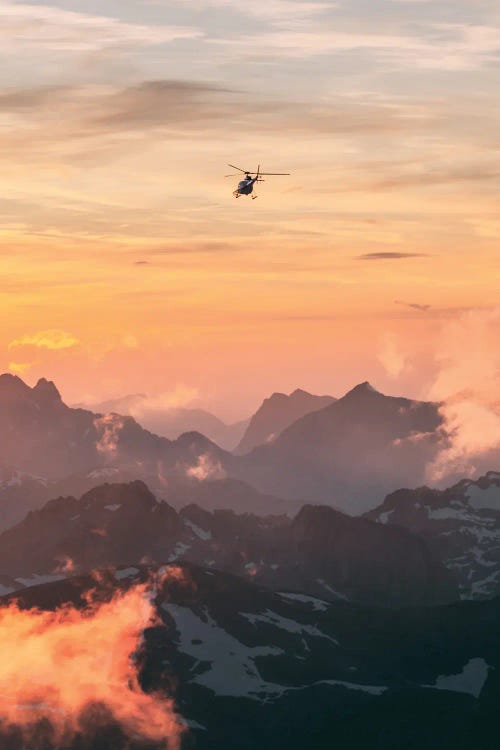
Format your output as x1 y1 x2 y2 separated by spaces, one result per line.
227 164 247 173
241 171 290 176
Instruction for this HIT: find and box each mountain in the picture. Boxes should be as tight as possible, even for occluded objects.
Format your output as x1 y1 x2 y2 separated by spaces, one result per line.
1 564 499 750
0 467 51 531
366 472 500 599
234 381 444 513
2 373 494 520
235 388 336 454
0 373 231 481
78 392 248 450
0 481 456 606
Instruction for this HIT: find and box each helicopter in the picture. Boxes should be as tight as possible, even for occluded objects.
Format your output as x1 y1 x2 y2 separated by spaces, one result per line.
225 164 290 199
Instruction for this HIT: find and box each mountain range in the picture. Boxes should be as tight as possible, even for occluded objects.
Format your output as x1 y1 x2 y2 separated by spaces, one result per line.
0 480 455 607
235 388 335 454
233 381 447 512
366 472 500 599
76 392 249 450
2 563 498 750
0 373 462 516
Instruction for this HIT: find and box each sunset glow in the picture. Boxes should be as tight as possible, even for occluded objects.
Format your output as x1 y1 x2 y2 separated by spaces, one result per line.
0 0 498 417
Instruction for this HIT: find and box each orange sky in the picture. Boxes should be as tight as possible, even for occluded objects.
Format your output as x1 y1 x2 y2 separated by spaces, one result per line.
0 0 498 418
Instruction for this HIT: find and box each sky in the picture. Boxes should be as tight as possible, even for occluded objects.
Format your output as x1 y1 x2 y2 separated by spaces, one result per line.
0 0 498 419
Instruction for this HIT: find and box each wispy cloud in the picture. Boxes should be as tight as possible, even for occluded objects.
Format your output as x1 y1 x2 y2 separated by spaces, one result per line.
8 361 32 374
9 329 80 350
357 252 428 260
209 23 500 70
0 2 201 53
178 0 333 22
395 300 431 312
378 333 409 378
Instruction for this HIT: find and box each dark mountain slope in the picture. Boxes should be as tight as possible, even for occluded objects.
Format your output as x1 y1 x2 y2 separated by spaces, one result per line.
1 564 498 750
235 381 443 512
0 481 456 606
236 388 335 454
366 471 500 599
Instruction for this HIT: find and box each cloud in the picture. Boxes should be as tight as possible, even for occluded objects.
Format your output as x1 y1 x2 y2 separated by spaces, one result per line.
186 453 226 481
357 252 428 260
208 23 500 70
395 300 431 312
8 329 80 350
369 164 500 191
378 333 409 378
94 414 126 458
0 79 450 152
176 0 332 23
0 575 184 748
95 386 200 419
424 307 500 482
8 361 32 374
0 2 200 53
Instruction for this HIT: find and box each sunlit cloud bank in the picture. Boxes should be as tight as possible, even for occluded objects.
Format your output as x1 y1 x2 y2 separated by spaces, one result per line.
186 453 226 481
425 308 500 481
94 414 127 458
9 329 80 351
0 571 185 748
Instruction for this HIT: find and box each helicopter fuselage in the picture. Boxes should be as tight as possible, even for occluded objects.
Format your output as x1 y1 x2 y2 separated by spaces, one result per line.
236 176 257 195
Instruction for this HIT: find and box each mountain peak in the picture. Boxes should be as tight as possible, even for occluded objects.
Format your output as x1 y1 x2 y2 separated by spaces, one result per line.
343 381 381 399
0 373 31 398
33 378 62 403
290 388 312 399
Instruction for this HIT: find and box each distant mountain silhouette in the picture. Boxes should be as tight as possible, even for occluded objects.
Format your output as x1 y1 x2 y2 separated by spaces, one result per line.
236 388 336 454
78 393 248 450
234 382 443 513
0 373 230 481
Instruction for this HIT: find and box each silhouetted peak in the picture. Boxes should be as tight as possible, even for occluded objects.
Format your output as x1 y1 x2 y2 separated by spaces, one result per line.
33 378 62 403
0 373 30 397
266 392 288 403
343 381 382 399
290 388 312 399
80 480 157 511
175 431 213 447
293 504 346 530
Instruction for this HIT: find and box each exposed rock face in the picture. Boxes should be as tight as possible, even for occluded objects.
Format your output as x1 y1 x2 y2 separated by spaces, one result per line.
366 472 500 599
0 481 456 607
236 388 335 454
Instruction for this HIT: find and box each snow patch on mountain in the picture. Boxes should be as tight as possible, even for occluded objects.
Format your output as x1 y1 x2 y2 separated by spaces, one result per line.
163 603 284 698
427 658 491 698
242 609 339 645
466 483 500 511
277 593 330 612
184 518 212 541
